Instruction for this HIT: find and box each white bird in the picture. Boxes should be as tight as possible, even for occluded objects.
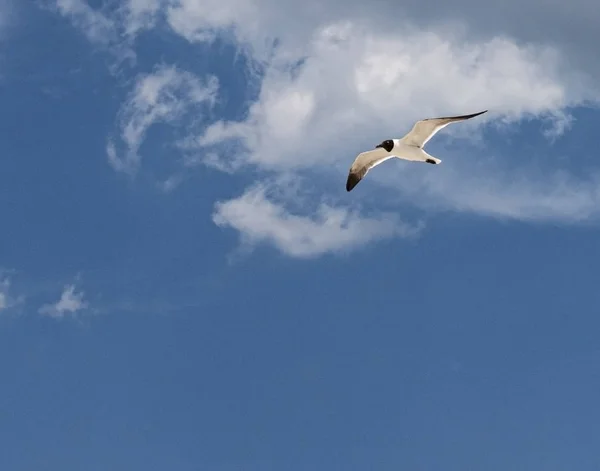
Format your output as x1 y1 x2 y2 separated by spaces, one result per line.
346 110 488 192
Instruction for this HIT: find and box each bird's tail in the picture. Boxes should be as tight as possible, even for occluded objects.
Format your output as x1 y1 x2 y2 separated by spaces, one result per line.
418 148 442 165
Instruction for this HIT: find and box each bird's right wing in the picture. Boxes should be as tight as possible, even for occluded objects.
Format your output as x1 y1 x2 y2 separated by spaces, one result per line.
346 148 395 192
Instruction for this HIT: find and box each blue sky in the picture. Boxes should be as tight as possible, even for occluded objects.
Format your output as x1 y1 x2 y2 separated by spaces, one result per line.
1 0 600 469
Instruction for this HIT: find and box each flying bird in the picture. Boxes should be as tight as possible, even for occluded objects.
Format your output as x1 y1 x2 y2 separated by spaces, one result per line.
346 110 488 192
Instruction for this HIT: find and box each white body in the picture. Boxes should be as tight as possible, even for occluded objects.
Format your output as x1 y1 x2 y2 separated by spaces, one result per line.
392 139 440 163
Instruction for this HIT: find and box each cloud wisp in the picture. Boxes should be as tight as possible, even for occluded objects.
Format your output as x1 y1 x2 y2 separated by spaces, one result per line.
107 63 219 175
0 274 23 313
39 284 88 319
52 0 136 69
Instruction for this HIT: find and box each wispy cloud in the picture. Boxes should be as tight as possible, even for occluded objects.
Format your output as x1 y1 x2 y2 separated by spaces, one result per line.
107 63 219 174
0 273 24 313
370 156 600 223
52 0 135 68
38 284 88 319
0 277 12 311
120 0 165 36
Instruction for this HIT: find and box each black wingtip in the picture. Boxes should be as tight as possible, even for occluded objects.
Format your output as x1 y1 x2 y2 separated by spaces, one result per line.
346 173 361 192
463 110 488 119
426 109 489 122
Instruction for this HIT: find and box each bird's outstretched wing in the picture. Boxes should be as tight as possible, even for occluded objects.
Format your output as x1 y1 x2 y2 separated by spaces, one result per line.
346 148 395 192
402 110 487 148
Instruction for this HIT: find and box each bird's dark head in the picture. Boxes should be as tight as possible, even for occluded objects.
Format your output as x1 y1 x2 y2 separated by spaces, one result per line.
375 139 394 152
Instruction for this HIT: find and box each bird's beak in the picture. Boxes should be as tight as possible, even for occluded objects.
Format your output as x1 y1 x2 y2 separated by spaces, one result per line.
375 144 382 149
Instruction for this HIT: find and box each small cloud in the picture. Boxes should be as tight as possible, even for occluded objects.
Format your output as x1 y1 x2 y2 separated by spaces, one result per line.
157 174 184 193
0 273 24 313
39 284 88 319
212 182 422 258
542 111 575 141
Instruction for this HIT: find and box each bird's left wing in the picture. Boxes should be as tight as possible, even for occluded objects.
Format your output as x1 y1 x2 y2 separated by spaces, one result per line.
402 110 488 148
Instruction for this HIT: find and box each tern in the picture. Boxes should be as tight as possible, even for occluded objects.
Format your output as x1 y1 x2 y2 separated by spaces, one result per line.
346 110 487 192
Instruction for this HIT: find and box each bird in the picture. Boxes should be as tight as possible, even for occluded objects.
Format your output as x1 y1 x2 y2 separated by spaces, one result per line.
345 110 488 192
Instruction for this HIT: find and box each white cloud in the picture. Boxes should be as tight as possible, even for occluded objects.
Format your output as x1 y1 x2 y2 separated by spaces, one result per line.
212 182 422 258
39 284 88 319
196 26 591 172
51 0 600 257
107 64 219 174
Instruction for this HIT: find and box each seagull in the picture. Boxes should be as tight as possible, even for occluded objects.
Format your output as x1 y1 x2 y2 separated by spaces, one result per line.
345 110 488 192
